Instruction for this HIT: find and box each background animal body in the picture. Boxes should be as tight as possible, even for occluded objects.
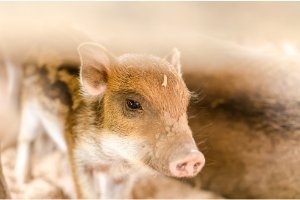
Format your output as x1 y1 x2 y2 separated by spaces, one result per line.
1 2 300 199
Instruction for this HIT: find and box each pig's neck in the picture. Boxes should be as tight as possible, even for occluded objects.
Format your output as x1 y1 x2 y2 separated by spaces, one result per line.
71 87 105 136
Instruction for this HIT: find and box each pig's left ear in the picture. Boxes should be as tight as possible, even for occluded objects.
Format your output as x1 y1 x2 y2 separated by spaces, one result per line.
78 42 115 96
164 48 182 76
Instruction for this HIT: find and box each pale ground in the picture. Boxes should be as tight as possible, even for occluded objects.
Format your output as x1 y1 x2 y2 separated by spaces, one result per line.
1 2 300 198
1 147 68 198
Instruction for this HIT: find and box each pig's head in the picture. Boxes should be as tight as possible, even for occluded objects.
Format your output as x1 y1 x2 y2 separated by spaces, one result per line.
77 43 205 178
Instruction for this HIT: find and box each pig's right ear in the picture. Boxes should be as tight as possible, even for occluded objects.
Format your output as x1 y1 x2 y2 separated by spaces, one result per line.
78 42 114 96
164 48 182 76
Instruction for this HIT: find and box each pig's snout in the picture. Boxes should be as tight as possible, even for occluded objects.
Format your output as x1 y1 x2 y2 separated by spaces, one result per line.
169 150 205 177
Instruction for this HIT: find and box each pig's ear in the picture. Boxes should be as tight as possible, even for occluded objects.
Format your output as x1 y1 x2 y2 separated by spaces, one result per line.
78 42 114 96
165 48 182 76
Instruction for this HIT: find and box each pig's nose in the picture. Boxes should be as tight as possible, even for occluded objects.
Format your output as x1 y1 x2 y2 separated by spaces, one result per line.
169 151 205 177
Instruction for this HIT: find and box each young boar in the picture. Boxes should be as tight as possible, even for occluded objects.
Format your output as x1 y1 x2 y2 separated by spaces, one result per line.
15 43 205 198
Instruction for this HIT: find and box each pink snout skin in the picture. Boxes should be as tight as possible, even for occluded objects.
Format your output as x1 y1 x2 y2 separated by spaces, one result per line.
169 150 205 177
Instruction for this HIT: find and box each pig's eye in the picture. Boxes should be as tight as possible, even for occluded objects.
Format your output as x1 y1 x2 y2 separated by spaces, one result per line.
126 99 142 110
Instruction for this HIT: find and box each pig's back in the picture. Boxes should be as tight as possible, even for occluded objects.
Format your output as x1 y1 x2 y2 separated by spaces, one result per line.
21 51 81 119
184 52 300 198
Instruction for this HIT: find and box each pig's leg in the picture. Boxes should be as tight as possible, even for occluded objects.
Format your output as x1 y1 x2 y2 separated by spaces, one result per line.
5 59 22 110
96 171 108 199
15 102 41 185
39 115 72 195
92 164 133 199
39 116 67 152
85 164 110 199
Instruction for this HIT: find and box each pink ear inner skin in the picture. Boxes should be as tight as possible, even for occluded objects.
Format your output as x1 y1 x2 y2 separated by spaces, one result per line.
83 81 107 96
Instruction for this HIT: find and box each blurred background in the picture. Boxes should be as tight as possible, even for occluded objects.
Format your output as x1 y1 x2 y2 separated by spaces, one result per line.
1 2 300 57
2 1 300 147
1 2 300 198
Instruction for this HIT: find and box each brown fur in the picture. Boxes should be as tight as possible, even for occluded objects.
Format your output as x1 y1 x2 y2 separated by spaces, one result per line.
185 49 300 198
69 47 198 197
14 43 202 198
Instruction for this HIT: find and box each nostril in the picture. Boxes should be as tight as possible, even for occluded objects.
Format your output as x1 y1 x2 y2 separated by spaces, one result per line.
176 162 187 170
169 151 205 177
193 162 201 170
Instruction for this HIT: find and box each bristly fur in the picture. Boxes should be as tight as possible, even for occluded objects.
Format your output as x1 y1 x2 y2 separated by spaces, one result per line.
14 44 205 198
